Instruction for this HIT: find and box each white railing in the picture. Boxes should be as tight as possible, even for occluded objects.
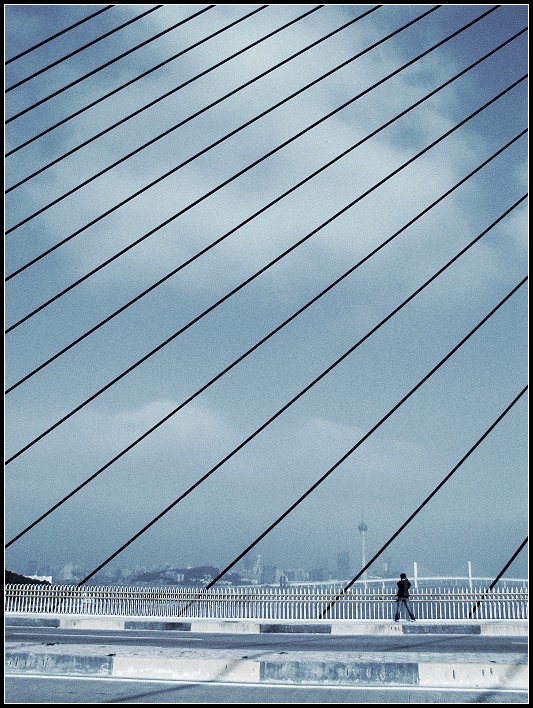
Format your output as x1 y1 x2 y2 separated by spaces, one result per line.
4 584 528 620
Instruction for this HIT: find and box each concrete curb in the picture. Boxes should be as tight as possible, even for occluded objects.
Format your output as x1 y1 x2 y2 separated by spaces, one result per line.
7 615 527 689
5 649 528 689
5 615 528 636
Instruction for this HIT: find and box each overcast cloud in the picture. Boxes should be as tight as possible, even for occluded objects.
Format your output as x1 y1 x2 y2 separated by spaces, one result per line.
5 4 528 582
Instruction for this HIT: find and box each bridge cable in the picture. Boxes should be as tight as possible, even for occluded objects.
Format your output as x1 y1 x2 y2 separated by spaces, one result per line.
76 279 527 585
6 120 528 392
10 36 523 332
7 11 472 292
6 4 327 157
6 7 526 592
319 390 528 618
468 537 528 618
4 80 524 460
5 5 114 64
6 216 526 548
5 4 322 179
4 87 525 414
5 15 517 318
5 4 388 231
6 108 527 465
5 5 164 92
8 18 515 308
5 4 233 121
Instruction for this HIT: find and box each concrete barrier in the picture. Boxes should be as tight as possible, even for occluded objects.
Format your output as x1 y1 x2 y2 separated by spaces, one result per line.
5 651 113 677
331 621 403 635
112 656 261 682
190 620 262 634
6 615 528 689
5 613 528 637
60 618 126 631
5 648 528 689
5 614 528 636
417 662 529 689
260 659 420 685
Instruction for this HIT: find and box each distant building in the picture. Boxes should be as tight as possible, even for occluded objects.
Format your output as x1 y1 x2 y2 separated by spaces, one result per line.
358 515 369 581
261 565 277 585
284 567 308 583
337 552 350 581
381 556 396 578
309 566 328 582
251 554 262 584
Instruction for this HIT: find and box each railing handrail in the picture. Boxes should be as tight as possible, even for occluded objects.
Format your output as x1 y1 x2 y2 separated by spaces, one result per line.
5 583 528 621
5 584 529 596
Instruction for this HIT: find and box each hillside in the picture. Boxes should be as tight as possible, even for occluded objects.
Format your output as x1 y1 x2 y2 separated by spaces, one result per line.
5 570 50 585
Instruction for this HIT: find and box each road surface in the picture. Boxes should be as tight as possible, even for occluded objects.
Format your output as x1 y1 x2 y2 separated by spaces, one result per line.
5 625 528 656
5 675 529 703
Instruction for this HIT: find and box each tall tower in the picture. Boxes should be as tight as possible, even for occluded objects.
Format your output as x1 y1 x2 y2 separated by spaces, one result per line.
358 513 368 582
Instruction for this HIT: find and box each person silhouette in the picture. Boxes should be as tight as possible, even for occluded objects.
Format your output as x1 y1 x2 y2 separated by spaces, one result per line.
395 572 416 621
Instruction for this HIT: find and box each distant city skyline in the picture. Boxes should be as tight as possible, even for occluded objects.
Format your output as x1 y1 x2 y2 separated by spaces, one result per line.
13 547 525 589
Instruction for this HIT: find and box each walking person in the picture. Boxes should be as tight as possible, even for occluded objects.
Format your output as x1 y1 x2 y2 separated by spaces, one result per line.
395 572 416 621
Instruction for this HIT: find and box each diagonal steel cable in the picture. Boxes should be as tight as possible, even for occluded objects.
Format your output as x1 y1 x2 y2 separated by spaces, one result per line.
5 5 327 156
5 201 526 549
5 4 386 227
5 5 235 121
5 5 114 64
468 537 528 618
75 279 527 585
6 20 523 338
319 390 528 618
4 80 527 404
5 94 525 465
5 5 164 92
5 4 322 177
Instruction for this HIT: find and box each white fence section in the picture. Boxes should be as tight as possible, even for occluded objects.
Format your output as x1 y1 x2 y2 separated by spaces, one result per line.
4 584 528 620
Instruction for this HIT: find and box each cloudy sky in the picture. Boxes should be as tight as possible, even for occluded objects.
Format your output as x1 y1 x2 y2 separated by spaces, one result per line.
5 4 528 583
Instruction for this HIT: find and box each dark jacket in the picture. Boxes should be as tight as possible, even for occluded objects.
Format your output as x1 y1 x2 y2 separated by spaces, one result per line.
397 579 411 598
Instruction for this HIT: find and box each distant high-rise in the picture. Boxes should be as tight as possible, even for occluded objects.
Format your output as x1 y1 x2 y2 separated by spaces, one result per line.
260 565 277 585
358 513 368 581
252 554 262 584
337 552 350 581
